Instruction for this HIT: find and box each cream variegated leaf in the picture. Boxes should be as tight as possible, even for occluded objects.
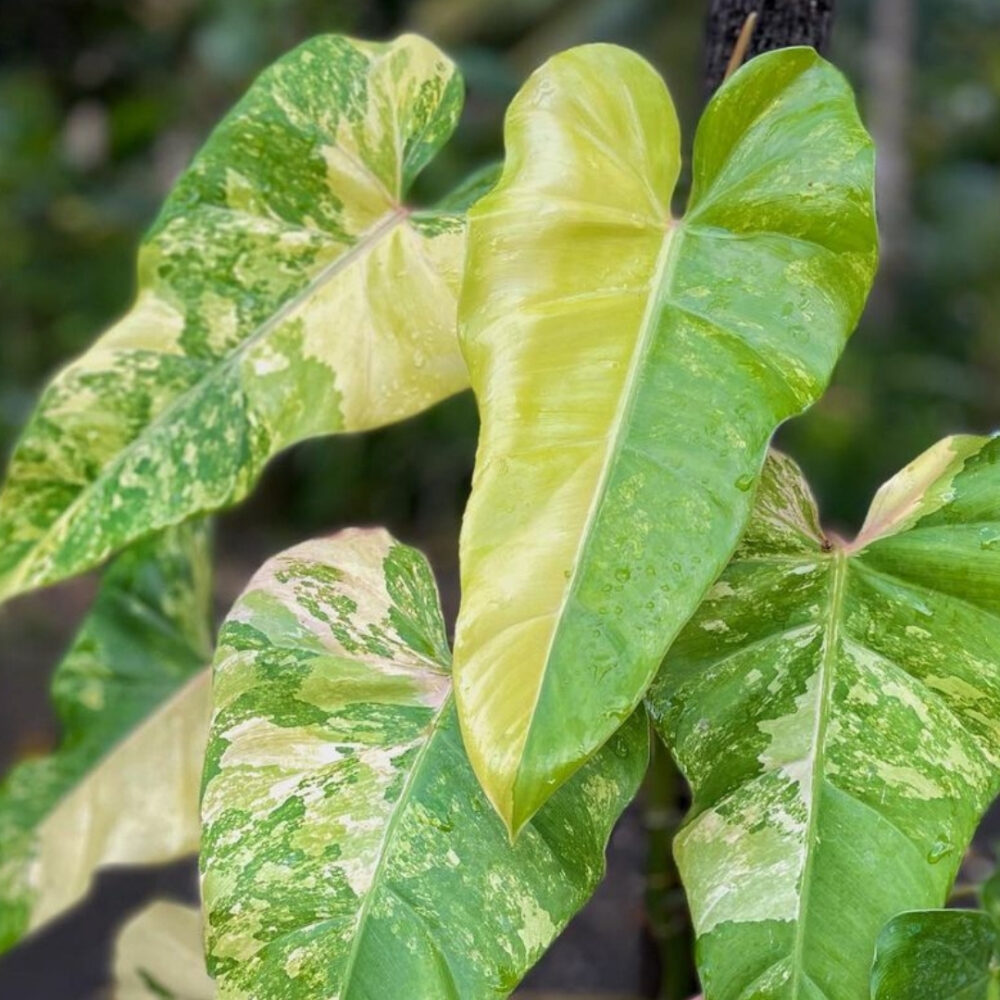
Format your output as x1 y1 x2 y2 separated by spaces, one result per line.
114 902 215 1000
453 44 877 834
0 33 471 603
201 528 647 999
0 522 213 953
647 438 1000 999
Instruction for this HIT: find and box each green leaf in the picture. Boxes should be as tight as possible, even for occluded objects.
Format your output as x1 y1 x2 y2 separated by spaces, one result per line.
201 528 647 999
113 902 215 1000
871 910 999 1000
0 33 470 603
871 870 1000 999
453 42 877 834
434 161 503 212
646 438 1000 999
0 522 213 953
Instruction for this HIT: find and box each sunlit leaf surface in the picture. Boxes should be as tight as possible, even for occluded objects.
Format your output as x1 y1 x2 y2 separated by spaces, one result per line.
454 44 877 833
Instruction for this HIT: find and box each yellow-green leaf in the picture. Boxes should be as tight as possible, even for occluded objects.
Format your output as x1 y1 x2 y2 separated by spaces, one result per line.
647 438 1000 999
0 524 212 952
113 902 215 1000
201 528 647 999
0 33 469 603
453 44 877 833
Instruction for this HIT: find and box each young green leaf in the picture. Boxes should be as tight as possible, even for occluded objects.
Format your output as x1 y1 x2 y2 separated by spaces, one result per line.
0 523 212 953
872 868 1000 1000
453 44 878 834
201 528 647 1000
646 438 1000 999
872 909 999 1000
0 33 470 604
113 901 215 1000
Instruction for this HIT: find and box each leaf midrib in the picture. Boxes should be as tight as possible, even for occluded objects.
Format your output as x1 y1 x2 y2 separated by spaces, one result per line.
787 548 847 999
337 690 453 997
512 61 839 802
512 217 680 817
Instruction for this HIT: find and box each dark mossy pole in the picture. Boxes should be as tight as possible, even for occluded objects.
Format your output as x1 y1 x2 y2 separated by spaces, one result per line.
704 0 836 94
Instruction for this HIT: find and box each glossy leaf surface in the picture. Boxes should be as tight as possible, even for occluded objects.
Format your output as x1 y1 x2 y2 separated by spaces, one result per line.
647 438 1000 999
0 33 469 602
453 44 877 833
0 523 212 952
201 528 647 999
114 902 216 1000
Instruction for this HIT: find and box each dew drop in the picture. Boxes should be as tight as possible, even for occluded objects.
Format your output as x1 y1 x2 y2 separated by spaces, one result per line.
979 526 1000 551
926 840 953 864
735 473 755 492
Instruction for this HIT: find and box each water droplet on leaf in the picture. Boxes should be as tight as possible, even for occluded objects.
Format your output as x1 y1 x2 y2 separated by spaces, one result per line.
979 527 1000 550
927 840 953 864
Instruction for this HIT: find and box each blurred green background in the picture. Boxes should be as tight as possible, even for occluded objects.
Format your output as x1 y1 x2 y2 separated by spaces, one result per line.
2 0 999 553
1 0 999 996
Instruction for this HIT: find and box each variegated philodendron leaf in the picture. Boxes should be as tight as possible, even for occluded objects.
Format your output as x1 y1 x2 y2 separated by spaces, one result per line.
871 869 1000 1000
114 902 216 1000
0 33 473 603
454 44 877 834
0 522 213 953
201 528 647 999
646 437 1000 999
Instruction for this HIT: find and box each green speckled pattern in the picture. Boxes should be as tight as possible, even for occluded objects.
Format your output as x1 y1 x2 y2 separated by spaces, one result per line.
0 33 469 603
647 439 1000 999
0 522 213 953
201 528 647 999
